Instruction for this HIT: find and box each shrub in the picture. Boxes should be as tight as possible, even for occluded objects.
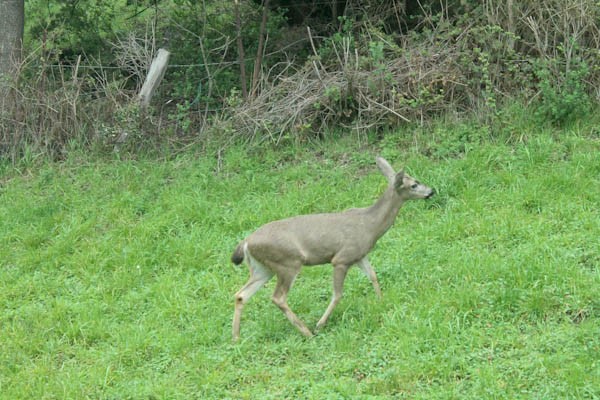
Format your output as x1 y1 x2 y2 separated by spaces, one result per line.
535 59 591 126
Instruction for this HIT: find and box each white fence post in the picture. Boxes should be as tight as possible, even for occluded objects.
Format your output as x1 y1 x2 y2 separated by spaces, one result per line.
139 48 170 109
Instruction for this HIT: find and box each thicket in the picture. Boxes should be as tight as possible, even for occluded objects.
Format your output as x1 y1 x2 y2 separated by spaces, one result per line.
1 0 599 161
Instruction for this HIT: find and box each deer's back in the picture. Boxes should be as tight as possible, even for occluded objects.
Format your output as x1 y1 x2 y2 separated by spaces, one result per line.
246 210 375 267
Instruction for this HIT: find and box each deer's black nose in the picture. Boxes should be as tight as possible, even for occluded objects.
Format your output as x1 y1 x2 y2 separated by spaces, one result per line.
425 190 435 199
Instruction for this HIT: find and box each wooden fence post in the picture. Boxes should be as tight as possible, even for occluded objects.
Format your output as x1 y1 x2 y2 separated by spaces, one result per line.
139 48 170 109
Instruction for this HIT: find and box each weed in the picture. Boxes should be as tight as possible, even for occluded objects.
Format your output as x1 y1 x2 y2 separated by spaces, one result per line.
535 59 592 126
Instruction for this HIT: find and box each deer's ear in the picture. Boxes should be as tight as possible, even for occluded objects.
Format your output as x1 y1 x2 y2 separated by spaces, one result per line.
394 170 405 188
376 157 396 183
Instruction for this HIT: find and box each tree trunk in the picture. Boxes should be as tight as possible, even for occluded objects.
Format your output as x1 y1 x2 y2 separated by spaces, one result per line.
0 0 25 78
250 0 270 98
234 0 248 99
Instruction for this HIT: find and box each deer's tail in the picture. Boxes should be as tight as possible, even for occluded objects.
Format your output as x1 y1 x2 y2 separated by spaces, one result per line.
231 241 246 265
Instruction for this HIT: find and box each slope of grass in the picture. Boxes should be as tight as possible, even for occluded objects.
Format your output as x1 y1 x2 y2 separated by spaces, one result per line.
1 123 599 399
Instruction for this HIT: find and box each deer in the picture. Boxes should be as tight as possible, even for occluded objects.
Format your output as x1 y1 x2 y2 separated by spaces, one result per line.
230 156 435 340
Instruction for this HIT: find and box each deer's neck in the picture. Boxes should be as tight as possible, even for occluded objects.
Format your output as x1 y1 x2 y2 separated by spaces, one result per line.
365 187 405 240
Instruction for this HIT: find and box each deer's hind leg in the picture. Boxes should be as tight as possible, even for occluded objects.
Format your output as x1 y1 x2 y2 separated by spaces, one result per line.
232 257 273 341
270 262 313 338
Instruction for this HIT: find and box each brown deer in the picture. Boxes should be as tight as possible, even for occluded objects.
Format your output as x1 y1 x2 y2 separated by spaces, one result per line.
231 157 435 340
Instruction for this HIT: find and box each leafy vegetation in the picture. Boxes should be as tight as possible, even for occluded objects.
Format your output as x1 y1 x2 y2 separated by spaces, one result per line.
1 116 599 398
2 0 599 160
535 59 592 126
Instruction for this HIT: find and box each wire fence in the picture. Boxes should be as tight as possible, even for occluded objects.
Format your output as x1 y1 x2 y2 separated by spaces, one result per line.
42 62 239 70
37 35 326 72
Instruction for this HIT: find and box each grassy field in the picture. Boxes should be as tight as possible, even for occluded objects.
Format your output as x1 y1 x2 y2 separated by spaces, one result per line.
1 123 599 399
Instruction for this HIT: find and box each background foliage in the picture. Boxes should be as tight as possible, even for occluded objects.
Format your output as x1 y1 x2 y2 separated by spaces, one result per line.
2 0 600 158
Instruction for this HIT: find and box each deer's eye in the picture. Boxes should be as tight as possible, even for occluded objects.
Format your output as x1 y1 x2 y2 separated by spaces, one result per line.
411 183 418 189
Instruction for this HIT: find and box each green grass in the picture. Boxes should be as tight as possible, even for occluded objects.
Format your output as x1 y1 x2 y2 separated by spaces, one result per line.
1 123 599 399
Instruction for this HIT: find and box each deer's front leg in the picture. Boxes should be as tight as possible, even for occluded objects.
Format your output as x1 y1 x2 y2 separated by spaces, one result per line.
357 257 382 298
316 264 350 330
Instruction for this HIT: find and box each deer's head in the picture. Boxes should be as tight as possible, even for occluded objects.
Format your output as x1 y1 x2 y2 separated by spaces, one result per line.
376 156 435 200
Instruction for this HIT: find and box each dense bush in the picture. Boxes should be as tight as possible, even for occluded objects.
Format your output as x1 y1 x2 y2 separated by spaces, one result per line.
1 0 599 160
